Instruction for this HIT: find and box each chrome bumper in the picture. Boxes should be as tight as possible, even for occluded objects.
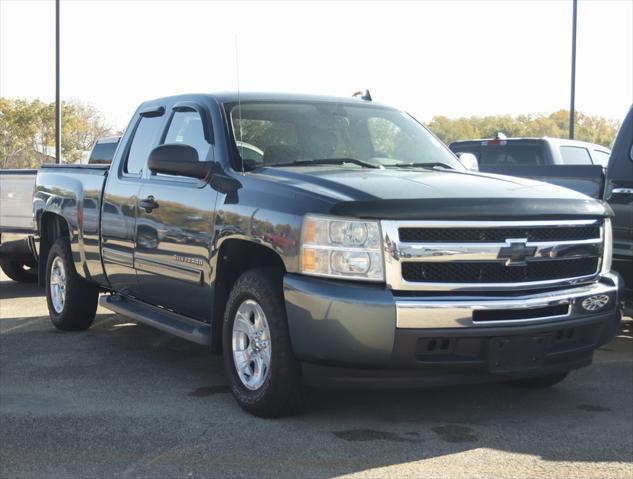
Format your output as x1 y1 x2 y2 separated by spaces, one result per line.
395 273 620 328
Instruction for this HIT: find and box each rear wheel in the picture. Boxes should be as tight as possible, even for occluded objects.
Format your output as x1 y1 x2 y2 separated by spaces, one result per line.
508 371 570 388
0 259 37 283
46 238 99 331
222 268 303 417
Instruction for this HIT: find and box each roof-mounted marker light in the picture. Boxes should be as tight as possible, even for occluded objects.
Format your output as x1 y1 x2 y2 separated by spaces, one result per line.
352 90 372 101
483 132 508 146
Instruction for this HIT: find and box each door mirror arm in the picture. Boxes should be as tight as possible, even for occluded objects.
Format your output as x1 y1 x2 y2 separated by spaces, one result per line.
209 162 242 194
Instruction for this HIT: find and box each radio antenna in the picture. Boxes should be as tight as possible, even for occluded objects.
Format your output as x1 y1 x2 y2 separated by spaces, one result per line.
234 34 245 175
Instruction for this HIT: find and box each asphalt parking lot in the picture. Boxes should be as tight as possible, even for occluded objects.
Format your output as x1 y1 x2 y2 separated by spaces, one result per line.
1 271 632 479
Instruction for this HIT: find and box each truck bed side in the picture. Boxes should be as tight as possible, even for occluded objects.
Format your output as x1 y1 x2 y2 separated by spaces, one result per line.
478 164 605 199
34 164 110 286
0 169 37 233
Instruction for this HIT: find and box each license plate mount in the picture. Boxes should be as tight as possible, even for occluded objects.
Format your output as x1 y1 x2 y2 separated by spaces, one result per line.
487 335 547 373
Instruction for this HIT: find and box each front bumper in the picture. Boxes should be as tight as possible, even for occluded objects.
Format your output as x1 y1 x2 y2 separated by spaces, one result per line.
283 272 622 385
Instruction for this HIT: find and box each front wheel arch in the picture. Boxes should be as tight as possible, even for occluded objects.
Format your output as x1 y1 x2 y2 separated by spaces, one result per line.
212 239 286 351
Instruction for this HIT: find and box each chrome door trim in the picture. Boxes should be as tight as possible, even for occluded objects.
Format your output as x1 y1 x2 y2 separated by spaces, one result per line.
134 253 203 285
102 246 134 268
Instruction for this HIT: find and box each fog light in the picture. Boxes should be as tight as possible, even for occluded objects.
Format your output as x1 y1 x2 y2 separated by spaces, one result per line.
581 295 610 311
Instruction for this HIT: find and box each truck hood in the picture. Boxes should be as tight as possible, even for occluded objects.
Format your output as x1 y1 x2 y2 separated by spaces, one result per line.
252 166 611 220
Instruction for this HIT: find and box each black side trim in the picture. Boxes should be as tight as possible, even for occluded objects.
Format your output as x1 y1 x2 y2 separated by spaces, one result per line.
0 169 37 174
99 295 211 345
40 164 109 171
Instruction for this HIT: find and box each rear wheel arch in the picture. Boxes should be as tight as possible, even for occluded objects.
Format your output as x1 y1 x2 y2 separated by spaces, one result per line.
38 213 72 286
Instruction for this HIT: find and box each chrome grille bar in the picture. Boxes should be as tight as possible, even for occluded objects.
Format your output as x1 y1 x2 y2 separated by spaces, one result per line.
382 219 603 292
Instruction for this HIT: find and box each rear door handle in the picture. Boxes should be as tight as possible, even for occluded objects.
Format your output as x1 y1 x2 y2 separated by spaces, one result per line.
612 188 633 195
139 196 159 213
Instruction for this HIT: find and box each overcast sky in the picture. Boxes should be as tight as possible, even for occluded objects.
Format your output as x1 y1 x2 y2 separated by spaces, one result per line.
1 0 631 130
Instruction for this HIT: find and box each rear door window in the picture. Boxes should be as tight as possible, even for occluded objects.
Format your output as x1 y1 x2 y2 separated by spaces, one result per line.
125 116 163 174
560 146 592 165
163 110 211 161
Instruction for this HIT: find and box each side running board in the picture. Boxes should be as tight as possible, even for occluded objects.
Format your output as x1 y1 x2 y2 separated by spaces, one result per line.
99 294 211 346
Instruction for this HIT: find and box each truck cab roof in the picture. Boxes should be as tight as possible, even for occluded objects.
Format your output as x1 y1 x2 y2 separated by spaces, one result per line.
139 91 396 110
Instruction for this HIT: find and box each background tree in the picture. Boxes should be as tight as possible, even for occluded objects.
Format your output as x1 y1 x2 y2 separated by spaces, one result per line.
1 98 621 169
426 110 620 148
0 98 115 168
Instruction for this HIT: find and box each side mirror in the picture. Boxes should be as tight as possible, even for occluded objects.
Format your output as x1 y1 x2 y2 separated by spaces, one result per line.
457 152 479 171
148 144 212 179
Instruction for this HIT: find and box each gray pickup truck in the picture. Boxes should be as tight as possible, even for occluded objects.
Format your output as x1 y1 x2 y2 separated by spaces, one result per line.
33 93 621 417
0 169 38 282
449 136 610 199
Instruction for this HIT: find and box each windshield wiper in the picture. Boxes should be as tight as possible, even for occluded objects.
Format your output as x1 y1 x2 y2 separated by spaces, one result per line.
388 162 455 170
271 158 382 169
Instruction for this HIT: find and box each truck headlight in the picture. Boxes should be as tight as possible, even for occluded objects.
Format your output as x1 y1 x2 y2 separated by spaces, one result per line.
300 215 384 281
601 218 613 274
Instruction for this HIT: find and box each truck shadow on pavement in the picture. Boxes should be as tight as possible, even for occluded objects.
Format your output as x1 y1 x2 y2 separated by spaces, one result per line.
2 309 632 477
0 280 42 300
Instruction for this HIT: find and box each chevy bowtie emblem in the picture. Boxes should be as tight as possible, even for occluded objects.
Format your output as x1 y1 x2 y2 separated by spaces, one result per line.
497 239 537 266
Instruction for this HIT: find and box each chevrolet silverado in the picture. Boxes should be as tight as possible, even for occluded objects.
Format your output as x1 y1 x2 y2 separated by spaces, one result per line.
33 93 622 417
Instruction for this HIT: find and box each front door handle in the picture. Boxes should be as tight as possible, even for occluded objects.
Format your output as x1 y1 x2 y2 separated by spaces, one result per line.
612 188 633 195
139 196 159 213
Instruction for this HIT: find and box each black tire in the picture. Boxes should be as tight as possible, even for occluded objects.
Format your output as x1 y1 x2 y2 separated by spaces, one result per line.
222 268 303 417
0 259 38 283
45 237 99 331
508 371 570 388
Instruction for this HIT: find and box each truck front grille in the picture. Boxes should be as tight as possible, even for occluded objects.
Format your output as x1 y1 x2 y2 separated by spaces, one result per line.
401 257 599 283
399 225 600 243
382 220 604 291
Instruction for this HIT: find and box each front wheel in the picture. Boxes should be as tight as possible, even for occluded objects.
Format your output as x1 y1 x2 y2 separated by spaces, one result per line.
222 268 303 417
46 238 99 331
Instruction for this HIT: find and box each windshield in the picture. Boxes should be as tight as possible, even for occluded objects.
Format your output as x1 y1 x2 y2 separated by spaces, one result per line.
228 101 463 170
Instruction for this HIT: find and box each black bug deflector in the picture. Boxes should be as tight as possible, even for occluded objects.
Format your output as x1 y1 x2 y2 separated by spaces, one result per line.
331 197 612 221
